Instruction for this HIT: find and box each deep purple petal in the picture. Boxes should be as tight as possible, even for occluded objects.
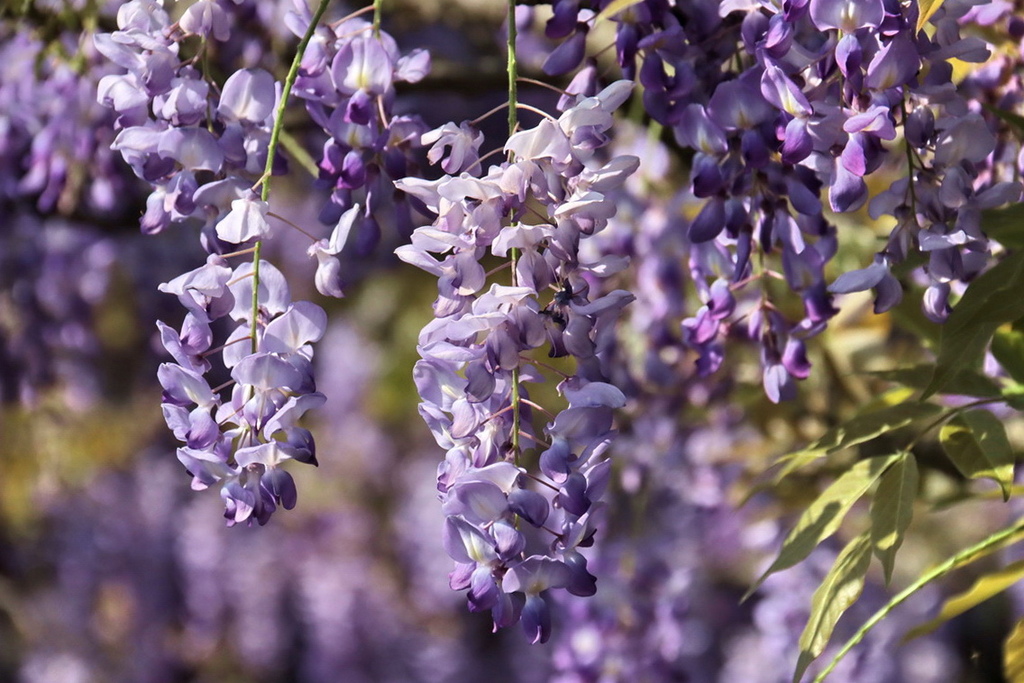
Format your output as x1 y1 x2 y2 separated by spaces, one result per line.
688 198 725 243
521 594 552 644
508 488 550 527
262 467 297 509
543 26 588 76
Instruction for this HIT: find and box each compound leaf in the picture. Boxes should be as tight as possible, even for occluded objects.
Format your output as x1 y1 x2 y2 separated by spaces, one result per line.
749 454 899 599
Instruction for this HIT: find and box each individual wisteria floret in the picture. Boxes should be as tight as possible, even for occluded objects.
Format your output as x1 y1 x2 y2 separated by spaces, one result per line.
395 81 637 643
158 256 326 526
288 8 431 253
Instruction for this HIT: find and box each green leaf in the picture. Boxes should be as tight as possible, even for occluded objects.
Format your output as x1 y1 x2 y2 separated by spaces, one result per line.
1005 617 1024 683
993 327 1024 384
982 203 1024 249
870 453 918 585
925 250 1024 398
794 534 873 683
748 454 900 599
916 0 946 32
774 402 940 482
904 558 1024 643
868 365 1002 398
939 410 1016 501
809 402 940 454
594 0 645 22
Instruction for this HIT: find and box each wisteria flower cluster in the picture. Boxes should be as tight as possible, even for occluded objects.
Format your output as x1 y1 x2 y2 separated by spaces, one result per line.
396 81 637 642
534 0 1022 401
798 0 1015 321
12 0 1024 677
158 255 326 526
94 0 342 524
97 0 283 246
291 11 431 253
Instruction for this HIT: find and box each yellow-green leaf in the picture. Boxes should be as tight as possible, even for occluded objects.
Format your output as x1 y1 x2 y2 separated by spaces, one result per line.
809 402 942 454
773 402 939 482
1005 617 1024 683
820 518 1024 680
595 0 645 22
904 558 1024 642
869 365 1002 398
916 0 946 32
794 534 873 683
870 453 918 584
939 409 1016 500
747 454 900 599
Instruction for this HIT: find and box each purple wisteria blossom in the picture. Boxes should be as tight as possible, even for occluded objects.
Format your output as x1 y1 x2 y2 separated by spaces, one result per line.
159 258 326 525
290 11 431 252
396 81 638 641
94 0 338 522
96 0 283 245
532 0 1022 400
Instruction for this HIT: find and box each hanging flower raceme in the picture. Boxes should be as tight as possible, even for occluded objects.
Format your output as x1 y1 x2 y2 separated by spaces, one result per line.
158 257 327 526
95 0 286 246
534 0 1022 399
96 0 341 523
395 81 637 643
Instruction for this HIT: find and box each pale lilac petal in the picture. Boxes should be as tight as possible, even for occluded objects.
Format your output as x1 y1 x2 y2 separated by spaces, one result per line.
262 301 328 354
216 195 271 244
219 68 277 124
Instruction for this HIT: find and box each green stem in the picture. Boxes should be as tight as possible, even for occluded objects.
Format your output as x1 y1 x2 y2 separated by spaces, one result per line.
507 0 522 463
373 0 382 36
814 517 1024 682
507 1 518 143
251 0 332 347
261 0 331 202
250 241 262 354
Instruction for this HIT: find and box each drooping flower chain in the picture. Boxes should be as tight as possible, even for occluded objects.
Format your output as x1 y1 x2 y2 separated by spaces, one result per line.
96 0 337 525
396 81 637 643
